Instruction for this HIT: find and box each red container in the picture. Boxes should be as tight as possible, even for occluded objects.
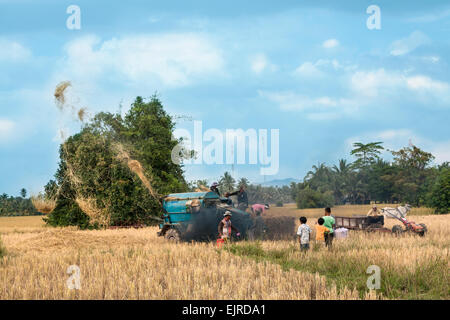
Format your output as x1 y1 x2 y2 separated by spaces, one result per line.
216 238 225 248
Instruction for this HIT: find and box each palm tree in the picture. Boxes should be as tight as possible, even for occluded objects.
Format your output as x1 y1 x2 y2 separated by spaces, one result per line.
332 159 351 175
237 177 250 189
332 159 353 204
219 172 236 193
306 162 332 191
351 142 384 167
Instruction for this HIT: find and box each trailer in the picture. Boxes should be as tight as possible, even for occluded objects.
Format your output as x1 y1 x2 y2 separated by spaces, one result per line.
334 215 391 233
334 210 427 236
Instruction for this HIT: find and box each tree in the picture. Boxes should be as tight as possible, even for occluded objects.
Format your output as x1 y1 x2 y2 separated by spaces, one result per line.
390 144 435 205
237 178 250 189
44 180 58 200
45 96 188 228
351 142 384 168
296 186 334 209
428 166 449 214
332 159 353 204
219 172 235 193
20 188 27 198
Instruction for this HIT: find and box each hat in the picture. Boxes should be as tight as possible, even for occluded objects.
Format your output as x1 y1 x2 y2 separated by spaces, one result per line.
264 204 269 209
211 182 219 188
224 211 232 217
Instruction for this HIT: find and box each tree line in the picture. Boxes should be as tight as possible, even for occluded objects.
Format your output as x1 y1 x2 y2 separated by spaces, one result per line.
191 141 449 214
290 142 449 213
0 189 40 216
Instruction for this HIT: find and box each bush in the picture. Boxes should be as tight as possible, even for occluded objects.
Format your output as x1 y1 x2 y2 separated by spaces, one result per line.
429 168 450 214
276 201 283 207
296 187 334 209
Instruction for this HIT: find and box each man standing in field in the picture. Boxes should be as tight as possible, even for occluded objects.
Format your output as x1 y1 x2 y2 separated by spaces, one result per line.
226 185 249 211
218 211 240 242
322 207 335 250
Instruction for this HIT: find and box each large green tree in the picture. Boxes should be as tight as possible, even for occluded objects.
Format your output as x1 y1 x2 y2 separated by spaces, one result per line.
45 96 188 228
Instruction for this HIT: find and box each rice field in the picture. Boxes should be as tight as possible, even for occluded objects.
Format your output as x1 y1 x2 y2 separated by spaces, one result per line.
0 207 448 300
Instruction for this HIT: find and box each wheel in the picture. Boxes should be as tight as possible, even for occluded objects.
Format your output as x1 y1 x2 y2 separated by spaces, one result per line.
164 228 181 242
392 225 403 235
418 223 427 236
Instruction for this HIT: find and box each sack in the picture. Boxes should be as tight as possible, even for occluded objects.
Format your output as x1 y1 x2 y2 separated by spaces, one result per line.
334 227 348 239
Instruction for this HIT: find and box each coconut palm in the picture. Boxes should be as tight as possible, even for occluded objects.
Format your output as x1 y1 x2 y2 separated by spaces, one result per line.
219 172 236 193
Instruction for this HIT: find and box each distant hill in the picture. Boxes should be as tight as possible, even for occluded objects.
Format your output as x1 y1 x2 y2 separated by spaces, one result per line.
257 178 300 187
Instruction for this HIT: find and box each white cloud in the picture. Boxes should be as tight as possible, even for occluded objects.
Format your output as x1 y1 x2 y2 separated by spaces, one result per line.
389 31 430 56
322 39 339 49
406 75 449 91
351 69 402 97
59 33 224 87
294 59 357 77
294 62 323 77
250 53 276 74
422 56 440 64
0 39 31 62
350 69 450 103
0 118 15 142
258 91 355 120
263 67 450 120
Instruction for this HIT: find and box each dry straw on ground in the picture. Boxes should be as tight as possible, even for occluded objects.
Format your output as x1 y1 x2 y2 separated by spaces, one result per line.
0 214 447 299
0 225 366 299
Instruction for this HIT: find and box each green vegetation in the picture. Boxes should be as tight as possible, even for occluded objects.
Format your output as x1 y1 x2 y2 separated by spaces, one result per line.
296 187 334 209
226 242 449 299
291 142 449 212
44 95 189 228
0 191 39 216
429 167 450 214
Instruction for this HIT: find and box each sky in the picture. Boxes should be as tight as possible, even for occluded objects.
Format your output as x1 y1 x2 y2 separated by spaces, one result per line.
0 0 450 196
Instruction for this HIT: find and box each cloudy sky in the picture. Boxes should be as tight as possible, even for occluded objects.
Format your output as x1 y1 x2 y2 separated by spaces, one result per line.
1 0 450 195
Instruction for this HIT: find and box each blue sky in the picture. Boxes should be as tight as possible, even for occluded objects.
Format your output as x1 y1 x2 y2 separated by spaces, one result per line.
1 0 450 195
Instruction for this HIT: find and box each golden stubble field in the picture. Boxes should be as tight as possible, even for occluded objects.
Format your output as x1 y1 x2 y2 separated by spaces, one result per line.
0 205 448 300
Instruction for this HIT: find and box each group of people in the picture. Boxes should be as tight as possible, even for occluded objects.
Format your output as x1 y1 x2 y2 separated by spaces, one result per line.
212 182 338 249
296 207 335 251
212 182 270 242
